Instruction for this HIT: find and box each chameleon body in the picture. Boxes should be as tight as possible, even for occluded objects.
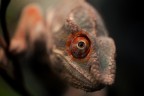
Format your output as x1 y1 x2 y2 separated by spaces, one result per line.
5 0 116 93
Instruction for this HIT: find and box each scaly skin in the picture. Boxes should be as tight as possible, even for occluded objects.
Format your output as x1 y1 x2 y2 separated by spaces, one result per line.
9 0 116 92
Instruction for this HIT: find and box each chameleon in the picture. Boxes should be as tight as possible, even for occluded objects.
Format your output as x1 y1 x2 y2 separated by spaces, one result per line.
1 0 116 94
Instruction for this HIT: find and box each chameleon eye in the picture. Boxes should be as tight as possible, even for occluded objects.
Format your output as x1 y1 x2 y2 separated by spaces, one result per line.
70 35 90 58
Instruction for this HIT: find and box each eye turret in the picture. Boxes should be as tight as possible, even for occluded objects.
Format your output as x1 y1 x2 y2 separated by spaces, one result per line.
67 33 91 59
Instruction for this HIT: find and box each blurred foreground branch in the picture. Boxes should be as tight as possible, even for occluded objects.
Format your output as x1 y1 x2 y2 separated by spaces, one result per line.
0 0 31 95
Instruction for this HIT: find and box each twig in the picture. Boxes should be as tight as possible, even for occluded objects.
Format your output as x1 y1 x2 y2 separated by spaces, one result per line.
0 0 31 95
0 0 10 46
0 35 7 49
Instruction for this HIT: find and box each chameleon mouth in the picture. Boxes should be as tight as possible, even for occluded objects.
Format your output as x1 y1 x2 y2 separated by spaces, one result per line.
53 49 105 92
65 70 105 92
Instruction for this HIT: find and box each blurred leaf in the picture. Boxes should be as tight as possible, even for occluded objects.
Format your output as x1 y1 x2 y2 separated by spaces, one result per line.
0 76 20 96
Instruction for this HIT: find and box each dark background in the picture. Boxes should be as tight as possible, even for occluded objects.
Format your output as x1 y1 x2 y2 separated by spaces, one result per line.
89 0 144 96
0 0 144 96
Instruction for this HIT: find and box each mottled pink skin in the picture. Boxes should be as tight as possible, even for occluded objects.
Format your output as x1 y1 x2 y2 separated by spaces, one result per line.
10 4 45 53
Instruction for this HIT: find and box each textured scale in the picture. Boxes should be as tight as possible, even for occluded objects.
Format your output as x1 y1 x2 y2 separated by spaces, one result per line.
8 0 116 92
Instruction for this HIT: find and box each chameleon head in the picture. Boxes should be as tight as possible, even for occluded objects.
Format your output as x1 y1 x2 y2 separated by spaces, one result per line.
4 0 116 93
50 2 116 92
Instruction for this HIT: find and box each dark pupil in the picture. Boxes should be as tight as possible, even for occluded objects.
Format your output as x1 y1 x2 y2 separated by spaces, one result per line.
78 41 85 48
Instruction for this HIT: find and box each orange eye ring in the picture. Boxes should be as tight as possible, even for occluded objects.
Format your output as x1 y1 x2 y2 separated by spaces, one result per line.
69 34 91 59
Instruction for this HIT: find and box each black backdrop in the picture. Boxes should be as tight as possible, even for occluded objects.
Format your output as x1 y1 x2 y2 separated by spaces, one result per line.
88 0 144 96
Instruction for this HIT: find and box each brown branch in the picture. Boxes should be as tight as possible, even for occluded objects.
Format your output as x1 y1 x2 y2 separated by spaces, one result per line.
0 35 7 49
0 0 31 95
0 0 10 46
